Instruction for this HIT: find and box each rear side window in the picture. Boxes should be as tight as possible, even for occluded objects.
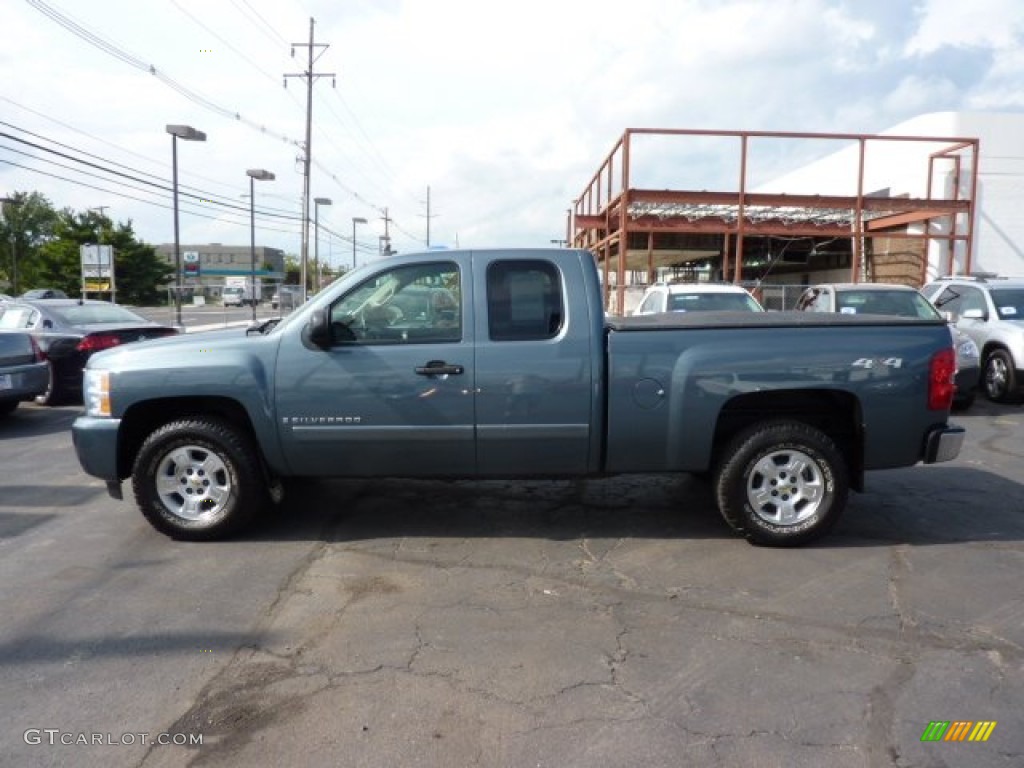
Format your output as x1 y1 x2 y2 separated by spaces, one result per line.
0 307 38 329
487 260 563 341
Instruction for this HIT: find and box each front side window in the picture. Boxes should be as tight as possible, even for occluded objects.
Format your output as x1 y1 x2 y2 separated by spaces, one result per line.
328 261 461 345
932 285 984 317
487 260 563 341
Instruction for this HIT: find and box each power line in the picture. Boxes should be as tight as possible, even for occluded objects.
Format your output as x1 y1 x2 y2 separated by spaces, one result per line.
2 96 241 196
1 158 300 235
231 0 290 48
169 0 282 86
0 128 299 221
26 0 301 147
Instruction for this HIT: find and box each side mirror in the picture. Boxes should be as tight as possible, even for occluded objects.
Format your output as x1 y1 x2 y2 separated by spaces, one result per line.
961 308 986 320
305 308 331 349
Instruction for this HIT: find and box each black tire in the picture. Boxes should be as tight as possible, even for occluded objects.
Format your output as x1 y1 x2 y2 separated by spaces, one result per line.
714 420 848 547
131 418 266 541
982 349 1018 403
0 399 20 416
35 362 68 406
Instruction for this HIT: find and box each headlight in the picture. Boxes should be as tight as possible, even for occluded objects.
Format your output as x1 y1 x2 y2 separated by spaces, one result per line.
957 338 979 360
84 369 111 417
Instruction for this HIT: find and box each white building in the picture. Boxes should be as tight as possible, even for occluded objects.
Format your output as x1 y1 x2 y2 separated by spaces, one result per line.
763 111 1024 281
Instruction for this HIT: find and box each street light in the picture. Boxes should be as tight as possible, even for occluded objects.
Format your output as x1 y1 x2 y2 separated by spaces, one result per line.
352 217 367 270
246 168 276 322
1 196 21 295
313 197 332 293
166 124 206 327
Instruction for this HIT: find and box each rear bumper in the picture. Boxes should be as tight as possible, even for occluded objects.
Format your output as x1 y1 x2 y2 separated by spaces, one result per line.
0 360 48 400
71 415 122 482
924 424 965 464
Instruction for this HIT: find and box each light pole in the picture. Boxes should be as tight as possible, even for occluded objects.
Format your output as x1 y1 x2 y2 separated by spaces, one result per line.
1 196 21 295
313 197 332 293
246 169 276 322
166 125 206 327
351 217 367 270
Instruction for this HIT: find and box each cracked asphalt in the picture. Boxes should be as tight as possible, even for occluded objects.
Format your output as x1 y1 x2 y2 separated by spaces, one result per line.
1 399 1022 767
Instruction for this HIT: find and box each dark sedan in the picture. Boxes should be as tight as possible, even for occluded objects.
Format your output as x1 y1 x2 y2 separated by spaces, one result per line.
0 331 48 416
0 300 178 405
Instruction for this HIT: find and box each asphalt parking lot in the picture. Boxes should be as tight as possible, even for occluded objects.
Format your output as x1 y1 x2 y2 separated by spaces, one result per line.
1 398 1022 767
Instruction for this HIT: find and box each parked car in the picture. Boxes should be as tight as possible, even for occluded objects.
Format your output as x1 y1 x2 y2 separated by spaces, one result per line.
0 299 178 405
633 282 764 315
794 282 980 409
921 275 1024 403
271 285 302 311
20 288 68 299
0 331 48 416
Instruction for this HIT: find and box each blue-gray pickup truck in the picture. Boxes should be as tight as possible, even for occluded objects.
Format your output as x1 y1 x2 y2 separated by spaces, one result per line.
72 248 964 546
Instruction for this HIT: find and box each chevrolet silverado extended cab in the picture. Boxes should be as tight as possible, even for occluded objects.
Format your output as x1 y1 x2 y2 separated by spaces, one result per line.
72 248 964 546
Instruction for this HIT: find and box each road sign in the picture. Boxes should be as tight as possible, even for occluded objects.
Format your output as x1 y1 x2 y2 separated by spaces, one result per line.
184 251 201 277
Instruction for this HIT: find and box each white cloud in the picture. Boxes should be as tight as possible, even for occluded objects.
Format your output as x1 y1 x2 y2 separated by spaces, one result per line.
905 0 1024 55
1 0 1021 254
883 74 960 115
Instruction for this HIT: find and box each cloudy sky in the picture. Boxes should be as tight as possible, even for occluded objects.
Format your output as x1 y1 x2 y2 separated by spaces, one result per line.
2 0 1023 266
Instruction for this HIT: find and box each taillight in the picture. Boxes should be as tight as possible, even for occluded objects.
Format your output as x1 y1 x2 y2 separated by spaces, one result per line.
928 347 956 410
29 335 46 362
76 333 123 353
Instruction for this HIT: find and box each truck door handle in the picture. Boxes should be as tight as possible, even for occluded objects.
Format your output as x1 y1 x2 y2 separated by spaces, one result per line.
415 360 464 376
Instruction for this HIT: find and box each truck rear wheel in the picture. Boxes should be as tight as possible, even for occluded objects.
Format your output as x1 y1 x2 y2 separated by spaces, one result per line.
714 420 848 547
131 418 264 541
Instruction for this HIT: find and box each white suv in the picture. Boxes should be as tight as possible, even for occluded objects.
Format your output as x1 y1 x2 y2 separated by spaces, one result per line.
633 282 764 315
922 275 1024 402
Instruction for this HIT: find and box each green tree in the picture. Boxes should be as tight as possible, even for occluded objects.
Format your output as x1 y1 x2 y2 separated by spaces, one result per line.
31 207 172 305
109 224 173 305
0 191 60 295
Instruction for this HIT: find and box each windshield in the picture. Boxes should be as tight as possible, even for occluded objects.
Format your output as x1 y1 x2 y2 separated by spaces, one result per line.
989 288 1024 320
835 290 940 319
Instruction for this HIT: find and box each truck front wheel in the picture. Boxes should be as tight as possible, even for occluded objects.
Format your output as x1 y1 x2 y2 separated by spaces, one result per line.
131 418 265 541
714 420 848 547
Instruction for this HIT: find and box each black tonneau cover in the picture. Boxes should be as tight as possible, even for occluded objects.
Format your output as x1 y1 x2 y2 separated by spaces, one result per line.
606 310 945 331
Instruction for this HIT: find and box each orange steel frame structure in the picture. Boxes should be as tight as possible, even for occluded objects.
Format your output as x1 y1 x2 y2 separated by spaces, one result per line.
569 128 979 312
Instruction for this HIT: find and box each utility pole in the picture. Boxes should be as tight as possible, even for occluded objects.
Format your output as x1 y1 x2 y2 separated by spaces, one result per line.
284 18 334 303
420 185 438 248
380 207 393 256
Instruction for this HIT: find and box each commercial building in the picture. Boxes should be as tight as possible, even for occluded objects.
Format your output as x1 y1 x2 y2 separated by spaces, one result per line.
154 243 286 301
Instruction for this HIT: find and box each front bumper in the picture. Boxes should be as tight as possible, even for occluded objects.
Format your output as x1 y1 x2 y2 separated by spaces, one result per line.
924 424 965 464
71 415 122 482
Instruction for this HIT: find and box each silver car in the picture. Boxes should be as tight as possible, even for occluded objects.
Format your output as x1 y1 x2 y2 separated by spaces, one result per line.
922 275 1024 403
